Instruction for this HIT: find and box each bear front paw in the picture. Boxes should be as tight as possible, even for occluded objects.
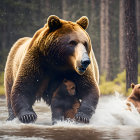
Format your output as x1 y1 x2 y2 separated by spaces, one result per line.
18 111 37 123
75 112 90 123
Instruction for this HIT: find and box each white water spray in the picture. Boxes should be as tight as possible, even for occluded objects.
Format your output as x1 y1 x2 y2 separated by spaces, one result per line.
0 92 140 129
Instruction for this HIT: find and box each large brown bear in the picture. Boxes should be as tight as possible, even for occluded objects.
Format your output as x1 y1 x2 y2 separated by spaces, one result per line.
4 15 100 124
126 83 140 113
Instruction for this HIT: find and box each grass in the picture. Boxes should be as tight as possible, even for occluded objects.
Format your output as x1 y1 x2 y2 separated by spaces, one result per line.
0 72 4 95
99 71 128 96
99 64 140 96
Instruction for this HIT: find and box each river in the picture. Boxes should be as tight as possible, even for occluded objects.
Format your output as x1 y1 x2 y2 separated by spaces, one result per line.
0 92 140 140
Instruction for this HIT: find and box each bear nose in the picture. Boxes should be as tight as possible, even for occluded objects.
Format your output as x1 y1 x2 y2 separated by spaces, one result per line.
81 59 91 68
81 53 91 69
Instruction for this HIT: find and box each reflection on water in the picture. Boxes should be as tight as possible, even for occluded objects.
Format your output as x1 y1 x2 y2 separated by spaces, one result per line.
0 92 140 140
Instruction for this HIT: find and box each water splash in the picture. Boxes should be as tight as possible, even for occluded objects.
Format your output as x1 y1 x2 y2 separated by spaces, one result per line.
1 135 45 140
0 92 140 129
90 92 140 126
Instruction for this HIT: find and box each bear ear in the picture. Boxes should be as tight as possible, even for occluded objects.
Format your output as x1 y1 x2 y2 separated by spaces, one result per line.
131 83 135 89
47 15 62 32
63 79 68 83
76 16 89 30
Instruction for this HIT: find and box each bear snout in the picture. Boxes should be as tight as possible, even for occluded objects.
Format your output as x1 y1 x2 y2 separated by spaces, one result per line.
77 52 90 73
81 52 90 68
81 58 91 69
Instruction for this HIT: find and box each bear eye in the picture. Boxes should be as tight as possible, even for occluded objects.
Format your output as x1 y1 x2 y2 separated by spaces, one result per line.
83 41 88 49
71 87 75 90
63 79 67 83
69 40 77 46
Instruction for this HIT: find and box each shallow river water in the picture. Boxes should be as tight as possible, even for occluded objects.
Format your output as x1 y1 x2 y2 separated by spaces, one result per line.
0 92 140 140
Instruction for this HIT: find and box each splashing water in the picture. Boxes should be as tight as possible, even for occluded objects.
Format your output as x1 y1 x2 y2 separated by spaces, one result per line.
91 92 140 126
0 92 140 140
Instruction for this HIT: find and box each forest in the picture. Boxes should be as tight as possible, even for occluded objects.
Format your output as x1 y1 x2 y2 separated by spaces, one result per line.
0 0 139 96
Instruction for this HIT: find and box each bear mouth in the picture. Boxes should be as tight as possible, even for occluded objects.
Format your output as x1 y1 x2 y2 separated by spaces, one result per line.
77 66 86 74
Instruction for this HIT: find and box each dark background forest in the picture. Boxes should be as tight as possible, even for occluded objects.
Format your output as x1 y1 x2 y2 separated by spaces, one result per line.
0 0 139 95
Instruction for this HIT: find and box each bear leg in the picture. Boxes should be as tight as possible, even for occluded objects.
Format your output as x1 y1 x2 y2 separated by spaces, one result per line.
5 81 16 121
11 93 37 124
75 91 99 123
7 102 16 121
64 100 80 120
51 98 64 125
51 108 64 125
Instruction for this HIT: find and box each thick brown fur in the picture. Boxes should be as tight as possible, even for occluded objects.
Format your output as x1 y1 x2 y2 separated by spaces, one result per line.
65 100 80 119
126 83 140 113
4 15 100 124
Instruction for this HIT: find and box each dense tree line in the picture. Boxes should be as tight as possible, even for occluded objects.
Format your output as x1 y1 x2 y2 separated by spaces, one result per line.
0 0 139 90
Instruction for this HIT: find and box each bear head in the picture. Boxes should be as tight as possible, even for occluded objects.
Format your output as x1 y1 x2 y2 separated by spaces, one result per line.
131 83 140 99
63 79 76 96
40 15 92 75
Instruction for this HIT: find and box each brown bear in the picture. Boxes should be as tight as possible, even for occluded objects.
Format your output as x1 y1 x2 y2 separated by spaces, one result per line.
126 83 140 113
4 15 100 124
51 79 80 124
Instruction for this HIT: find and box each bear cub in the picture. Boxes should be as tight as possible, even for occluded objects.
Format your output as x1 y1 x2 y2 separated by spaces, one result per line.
126 83 140 113
51 79 80 124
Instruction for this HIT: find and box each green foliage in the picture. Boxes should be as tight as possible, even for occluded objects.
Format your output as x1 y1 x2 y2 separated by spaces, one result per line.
0 72 4 95
138 64 140 83
138 46 140 64
100 64 140 96
99 71 126 95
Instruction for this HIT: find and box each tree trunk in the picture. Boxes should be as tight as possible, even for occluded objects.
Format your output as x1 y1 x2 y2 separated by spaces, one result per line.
1 25 7 50
105 0 113 81
62 0 69 20
100 0 106 74
124 0 138 91
119 0 125 71
90 0 96 26
90 0 96 41
136 0 140 47
40 0 50 20
84 0 90 32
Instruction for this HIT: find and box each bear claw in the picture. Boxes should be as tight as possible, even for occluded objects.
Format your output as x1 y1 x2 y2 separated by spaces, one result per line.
75 112 89 123
19 112 37 123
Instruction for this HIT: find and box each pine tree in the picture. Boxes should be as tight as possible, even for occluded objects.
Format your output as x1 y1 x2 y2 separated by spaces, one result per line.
124 0 138 90
105 0 113 81
100 0 106 74
119 0 125 71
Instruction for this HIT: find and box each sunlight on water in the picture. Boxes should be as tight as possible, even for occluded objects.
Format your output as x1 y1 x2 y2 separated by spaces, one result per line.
0 92 140 140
